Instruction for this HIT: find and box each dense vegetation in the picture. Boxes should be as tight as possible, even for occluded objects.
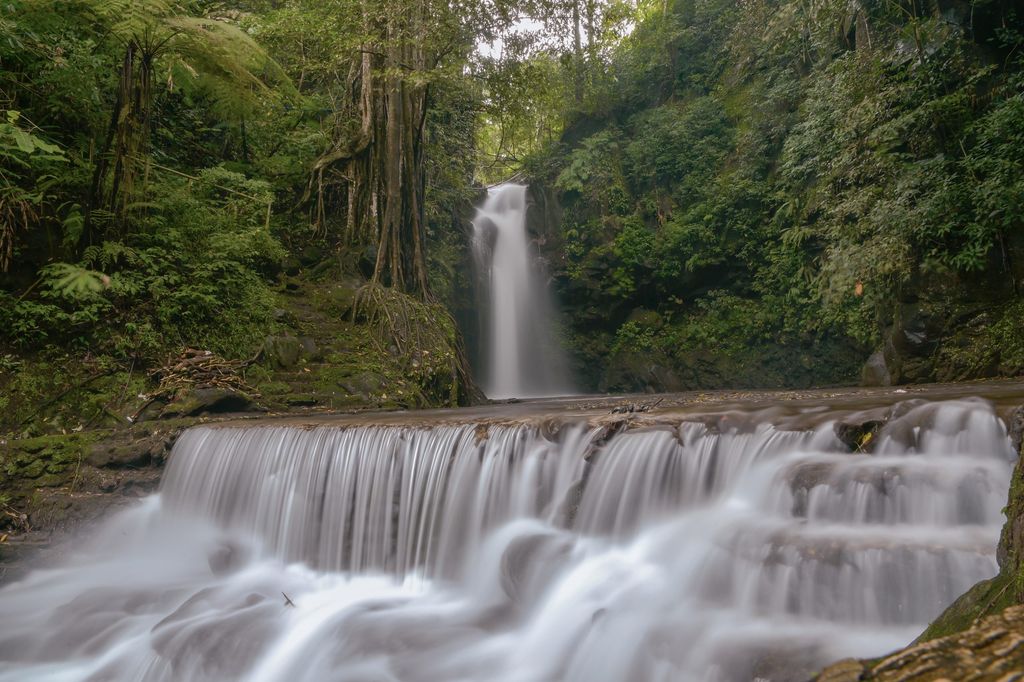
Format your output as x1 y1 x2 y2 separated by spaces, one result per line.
519 0 1024 391
2 0 1023 434
0 0 504 433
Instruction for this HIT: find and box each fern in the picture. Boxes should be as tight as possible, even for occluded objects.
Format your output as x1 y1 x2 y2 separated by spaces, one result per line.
82 241 141 269
41 263 108 298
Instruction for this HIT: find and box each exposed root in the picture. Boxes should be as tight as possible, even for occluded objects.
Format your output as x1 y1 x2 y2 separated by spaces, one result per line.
351 283 478 405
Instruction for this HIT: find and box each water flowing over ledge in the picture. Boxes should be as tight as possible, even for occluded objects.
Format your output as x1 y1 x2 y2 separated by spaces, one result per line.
0 389 1018 681
471 183 572 399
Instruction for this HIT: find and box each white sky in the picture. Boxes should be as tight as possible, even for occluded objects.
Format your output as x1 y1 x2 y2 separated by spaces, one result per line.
475 17 546 60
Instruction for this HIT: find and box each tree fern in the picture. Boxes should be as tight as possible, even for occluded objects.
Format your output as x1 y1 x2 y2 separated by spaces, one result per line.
39 0 294 232
41 263 108 298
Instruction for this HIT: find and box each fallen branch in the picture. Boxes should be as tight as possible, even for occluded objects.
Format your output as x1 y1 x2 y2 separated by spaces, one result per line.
147 348 261 404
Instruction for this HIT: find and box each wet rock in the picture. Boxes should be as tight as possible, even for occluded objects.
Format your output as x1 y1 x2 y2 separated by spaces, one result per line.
834 419 885 453
998 415 1024 571
87 442 151 469
900 356 935 383
1007 405 1024 456
86 430 178 469
557 476 588 526
208 542 248 575
604 350 685 393
861 350 892 387
816 604 1024 681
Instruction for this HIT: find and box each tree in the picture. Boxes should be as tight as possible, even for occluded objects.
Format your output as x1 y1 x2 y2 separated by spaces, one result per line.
57 0 287 241
306 0 510 299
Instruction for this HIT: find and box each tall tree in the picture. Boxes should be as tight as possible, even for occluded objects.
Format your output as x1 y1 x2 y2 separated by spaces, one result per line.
68 0 285 242
308 0 508 299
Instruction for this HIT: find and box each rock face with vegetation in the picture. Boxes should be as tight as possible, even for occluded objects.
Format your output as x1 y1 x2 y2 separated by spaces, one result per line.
512 0 1024 392
0 423 183 581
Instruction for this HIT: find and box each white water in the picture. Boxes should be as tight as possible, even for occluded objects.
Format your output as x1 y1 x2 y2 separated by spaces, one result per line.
472 184 571 398
0 398 1014 681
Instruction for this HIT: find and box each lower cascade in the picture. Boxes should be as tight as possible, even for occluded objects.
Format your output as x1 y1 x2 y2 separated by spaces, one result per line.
0 398 1015 681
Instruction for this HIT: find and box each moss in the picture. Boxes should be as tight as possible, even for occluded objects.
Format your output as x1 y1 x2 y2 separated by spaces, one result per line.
256 380 292 396
0 432 103 503
0 356 155 437
307 280 360 317
918 572 1016 642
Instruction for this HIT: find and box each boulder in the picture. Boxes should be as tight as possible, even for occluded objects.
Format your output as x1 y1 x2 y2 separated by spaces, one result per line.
298 336 320 361
833 418 885 453
340 372 386 400
160 388 255 418
263 335 303 369
817 604 1024 681
860 350 892 387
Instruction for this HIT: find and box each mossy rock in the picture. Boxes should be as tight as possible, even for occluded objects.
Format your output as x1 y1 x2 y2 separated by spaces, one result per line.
263 335 304 369
917 572 1016 642
160 388 256 418
256 380 292 396
340 372 387 399
0 432 99 505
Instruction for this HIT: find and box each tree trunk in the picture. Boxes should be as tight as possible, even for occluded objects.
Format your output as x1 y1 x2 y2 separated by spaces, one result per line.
339 33 430 298
86 41 153 245
572 2 584 104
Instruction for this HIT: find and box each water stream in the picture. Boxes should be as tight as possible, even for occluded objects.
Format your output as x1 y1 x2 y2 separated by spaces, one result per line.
0 395 1014 681
472 184 571 399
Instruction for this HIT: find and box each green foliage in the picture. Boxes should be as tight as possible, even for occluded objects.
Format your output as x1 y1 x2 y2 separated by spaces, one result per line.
532 0 1024 388
2 169 281 360
610 319 655 355
42 263 108 297
0 110 67 269
623 98 730 194
555 129 623 194
1 0 488 421
352 283 471 407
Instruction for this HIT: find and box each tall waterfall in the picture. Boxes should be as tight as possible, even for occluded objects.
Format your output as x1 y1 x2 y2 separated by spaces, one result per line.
0 398 1014 681
472 184 571 398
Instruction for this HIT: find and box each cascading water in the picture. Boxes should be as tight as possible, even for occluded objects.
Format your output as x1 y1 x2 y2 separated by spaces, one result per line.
0 397 1015 681
472 183 571 398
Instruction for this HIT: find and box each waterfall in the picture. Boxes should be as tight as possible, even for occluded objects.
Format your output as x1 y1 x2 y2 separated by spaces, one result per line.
0 398 1014 681
472 183 571 398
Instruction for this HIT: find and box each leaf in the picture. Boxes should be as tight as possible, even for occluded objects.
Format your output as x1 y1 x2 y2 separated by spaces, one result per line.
11 128 34 153
42 263 108 298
